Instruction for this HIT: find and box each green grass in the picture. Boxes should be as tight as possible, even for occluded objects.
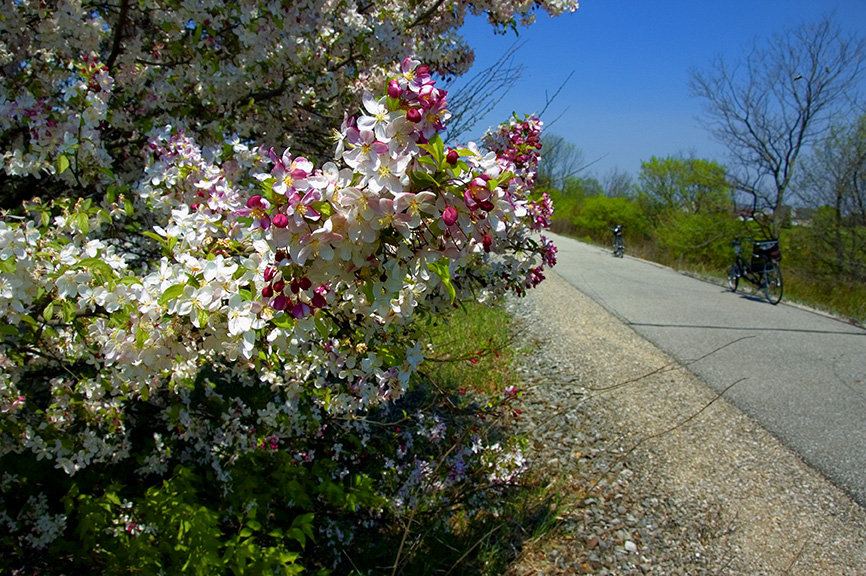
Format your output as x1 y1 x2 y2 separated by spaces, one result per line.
395 298 561 576
781 270 866 325
422 299 518 396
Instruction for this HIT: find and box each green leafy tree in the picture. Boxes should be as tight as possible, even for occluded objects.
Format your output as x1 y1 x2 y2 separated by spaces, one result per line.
544 175 603 235
796 115 866 282
572 195 648 243
636 155 737 269
637 155 731 219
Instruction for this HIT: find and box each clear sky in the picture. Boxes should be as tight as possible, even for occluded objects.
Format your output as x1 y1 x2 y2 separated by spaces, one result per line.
447 0 866 180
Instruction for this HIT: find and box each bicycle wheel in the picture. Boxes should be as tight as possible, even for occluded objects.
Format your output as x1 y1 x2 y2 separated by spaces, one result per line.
615 238 624 258
763 262 783 305
727 263 739 292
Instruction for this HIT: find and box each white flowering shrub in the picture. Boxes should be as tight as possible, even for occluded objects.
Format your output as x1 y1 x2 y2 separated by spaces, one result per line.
0 0 571 572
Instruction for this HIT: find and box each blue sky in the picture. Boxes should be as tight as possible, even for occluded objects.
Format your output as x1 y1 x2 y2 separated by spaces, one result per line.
447 0 866 180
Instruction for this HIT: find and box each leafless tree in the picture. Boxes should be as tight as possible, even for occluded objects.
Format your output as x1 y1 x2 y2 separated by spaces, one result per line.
538 134 586 189
603 167 635 198
442 42 526 143
690 15 866 237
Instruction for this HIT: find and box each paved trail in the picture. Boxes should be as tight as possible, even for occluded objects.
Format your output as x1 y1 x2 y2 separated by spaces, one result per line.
548 232 866 506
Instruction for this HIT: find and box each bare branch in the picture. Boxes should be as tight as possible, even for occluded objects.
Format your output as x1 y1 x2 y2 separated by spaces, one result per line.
690 15 866 236
444 41 527 142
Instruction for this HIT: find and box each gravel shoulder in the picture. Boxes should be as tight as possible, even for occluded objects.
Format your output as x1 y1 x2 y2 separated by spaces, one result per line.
505 271 866 575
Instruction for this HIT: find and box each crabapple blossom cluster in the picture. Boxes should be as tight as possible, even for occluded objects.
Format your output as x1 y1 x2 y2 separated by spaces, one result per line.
0 0 578 186
0 55 555 565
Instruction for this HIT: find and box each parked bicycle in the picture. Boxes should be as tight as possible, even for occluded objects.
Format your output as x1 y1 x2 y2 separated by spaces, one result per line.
727 237 783 305
611 225 624 258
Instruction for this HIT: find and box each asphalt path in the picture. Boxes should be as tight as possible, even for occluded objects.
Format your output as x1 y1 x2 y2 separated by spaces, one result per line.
547 232 866 507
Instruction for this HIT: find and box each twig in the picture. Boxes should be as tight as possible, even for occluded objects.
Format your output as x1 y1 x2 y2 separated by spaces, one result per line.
577 377 747 506
779 539 809 575
523 336 754 436
580 335 753 392
444 524 504 576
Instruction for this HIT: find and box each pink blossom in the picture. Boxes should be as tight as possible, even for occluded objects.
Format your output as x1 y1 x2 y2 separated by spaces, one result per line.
442 206 458 226
270 147 313 196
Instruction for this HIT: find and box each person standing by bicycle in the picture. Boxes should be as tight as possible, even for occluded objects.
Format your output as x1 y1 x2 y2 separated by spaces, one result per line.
611 224 624 257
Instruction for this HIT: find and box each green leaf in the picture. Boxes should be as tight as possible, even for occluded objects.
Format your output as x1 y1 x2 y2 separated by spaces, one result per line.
136 326 148 348
386 96 402 111
78 257 114 278
245 519 261 531
259 177 277 198
314 317 329 339
0 324 19 336
42 301 55 322
157 283 186 306
62 300 77 323
409 170 441 191
71 211 89 234
58 154 70 174
310 200 333 218
418 134 445 167
271 314 294 328
362 279 375 305
142 231 166 244
0 258 16 274
378 345 404 366
426 259 456 303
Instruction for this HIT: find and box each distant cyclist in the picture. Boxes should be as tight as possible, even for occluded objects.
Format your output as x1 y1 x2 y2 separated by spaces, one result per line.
611 224 624 258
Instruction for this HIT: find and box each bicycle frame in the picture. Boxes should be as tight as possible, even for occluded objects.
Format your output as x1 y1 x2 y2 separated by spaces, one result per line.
728 238 783 305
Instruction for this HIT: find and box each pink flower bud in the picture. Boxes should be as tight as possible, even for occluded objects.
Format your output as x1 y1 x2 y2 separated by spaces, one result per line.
272 213 289 228
442 206 458 226
406 108 422 123
261 285 274 298
246 194 263 209
292 302 311 319
446 149 459 165
270 294 288 311
264 266 277 282
388 80 403 99
312 293 327 309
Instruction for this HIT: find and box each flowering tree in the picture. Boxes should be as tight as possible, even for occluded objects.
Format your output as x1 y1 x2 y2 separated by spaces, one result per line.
0 0 577 207
0 0 571 572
